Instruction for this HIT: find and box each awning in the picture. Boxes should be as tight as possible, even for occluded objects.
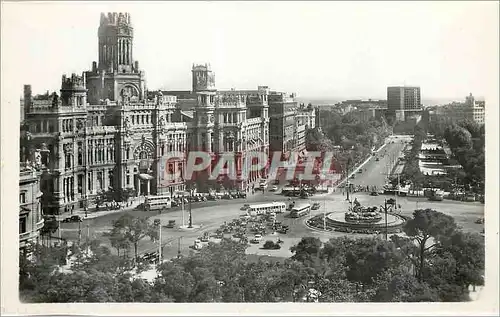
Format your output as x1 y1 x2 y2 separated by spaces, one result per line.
138 174 154 180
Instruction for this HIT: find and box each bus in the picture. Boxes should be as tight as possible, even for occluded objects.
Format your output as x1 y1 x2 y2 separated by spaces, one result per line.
144 195 172 212
246 202 287 216
290 203 311 218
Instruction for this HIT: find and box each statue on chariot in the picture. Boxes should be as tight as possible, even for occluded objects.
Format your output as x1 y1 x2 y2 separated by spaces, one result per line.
345 198 383 223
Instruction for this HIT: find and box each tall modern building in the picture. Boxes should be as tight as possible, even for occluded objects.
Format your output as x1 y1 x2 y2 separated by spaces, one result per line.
387 86 422 121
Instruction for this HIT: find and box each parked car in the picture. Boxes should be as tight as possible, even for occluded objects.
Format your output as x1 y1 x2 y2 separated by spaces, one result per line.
370 191 379 196
312 203 321 210
200 232 210 242
192 239 203 250
251 234 263 244
277 227 289 234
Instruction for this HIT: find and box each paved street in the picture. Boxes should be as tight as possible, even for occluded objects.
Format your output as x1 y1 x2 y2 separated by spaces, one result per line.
58 136 484 260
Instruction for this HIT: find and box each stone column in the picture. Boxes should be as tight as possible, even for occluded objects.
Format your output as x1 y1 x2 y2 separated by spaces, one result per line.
207 132 212 153
136 176 140 196
146 180 150 196
73 174 78 201
218 132 223 152
126 41 130 65
197 133 202 151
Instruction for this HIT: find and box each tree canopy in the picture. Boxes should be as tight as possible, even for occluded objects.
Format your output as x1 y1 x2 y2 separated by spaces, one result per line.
20 210 484 303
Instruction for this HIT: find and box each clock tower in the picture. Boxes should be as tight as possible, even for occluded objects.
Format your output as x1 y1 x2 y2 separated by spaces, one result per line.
85 12 146 104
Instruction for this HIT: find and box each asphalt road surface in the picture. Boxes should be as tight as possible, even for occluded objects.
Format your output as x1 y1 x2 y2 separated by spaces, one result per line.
59 135 483 259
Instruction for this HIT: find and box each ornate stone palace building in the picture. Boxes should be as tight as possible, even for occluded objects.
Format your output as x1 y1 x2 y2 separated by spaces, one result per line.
22 12 316 214
23 13 186 214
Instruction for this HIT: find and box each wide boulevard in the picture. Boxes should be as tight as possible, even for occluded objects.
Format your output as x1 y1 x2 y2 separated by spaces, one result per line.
59 136 484 259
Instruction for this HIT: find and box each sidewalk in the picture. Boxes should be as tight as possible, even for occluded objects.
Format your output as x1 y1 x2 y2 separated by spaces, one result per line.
56 197 145 221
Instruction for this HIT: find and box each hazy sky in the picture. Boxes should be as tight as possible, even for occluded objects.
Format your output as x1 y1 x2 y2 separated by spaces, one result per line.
2 1 498 102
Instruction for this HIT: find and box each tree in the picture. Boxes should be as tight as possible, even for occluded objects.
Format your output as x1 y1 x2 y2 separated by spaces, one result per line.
290 237 323 264
103 224 130 257
402 209 457 281
369 266 439 302
19 240 158 303
434 231 485 290
109 214 158 260
154 262 196 302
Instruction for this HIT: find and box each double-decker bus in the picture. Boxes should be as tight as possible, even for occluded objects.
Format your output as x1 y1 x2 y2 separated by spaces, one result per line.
290 203 311 218
144 195 172 212
246 202 287 216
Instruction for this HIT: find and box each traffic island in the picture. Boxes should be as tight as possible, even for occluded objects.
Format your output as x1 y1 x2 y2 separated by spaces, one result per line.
305 210 407 235
178 224 202 231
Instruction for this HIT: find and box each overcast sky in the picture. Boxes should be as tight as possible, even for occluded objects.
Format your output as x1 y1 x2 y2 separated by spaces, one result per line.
2 1 498 102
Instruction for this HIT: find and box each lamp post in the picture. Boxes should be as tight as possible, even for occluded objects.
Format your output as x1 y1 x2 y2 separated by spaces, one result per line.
188 188 193 228
345 158 351 202
158 220 162 264
380 199 388 241
178 236 182 258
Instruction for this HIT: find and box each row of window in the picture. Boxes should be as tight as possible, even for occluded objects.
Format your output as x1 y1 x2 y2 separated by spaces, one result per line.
31 120 56 133
221 112 244 124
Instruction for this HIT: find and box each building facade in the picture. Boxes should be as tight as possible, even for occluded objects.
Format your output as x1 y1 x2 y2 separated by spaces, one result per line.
433 93 486 125
387 86 422 121
24 12 187 214
168 65 271 191
268 92 309 159
19 130 45 249
19 166 44 250
22 12 317 206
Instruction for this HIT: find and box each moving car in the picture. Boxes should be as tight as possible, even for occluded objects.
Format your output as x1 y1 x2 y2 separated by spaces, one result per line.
165 220 176 228
312 203 321 210
62 215 83 223
370 191 379 196
270 185 279 192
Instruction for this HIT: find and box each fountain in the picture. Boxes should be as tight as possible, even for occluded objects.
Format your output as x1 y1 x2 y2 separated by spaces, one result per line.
306 198 406 234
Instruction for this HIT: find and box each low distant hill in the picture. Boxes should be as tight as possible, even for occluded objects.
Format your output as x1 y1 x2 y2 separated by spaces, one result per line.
295 97 340 106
